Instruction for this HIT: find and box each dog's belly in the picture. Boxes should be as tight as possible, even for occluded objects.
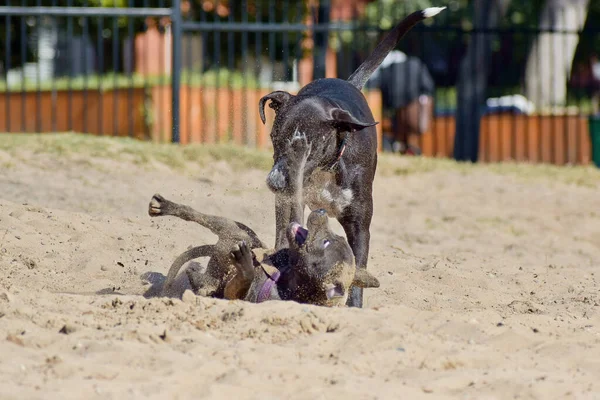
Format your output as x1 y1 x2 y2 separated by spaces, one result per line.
303 170 353 218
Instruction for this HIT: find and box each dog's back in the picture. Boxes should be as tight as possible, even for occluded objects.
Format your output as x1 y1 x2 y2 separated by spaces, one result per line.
296 79 379 163
297 78 376 123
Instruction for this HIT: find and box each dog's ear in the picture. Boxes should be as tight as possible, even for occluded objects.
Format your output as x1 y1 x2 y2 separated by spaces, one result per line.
259 91 294 124
352 268 380 289
327 108 379 133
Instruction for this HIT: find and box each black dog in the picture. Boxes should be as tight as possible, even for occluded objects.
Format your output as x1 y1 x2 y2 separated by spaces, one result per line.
259 7 446 308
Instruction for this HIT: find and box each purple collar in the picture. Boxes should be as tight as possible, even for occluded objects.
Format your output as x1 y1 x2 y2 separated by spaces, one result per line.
256 267 281 303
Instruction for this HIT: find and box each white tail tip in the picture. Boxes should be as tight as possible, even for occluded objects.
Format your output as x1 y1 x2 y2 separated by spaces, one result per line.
423 6 447 18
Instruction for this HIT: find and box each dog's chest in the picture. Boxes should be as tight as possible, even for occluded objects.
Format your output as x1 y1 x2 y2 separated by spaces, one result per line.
303 170 353 218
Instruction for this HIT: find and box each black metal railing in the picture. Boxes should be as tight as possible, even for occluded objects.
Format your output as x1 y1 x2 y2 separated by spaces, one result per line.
1 1 599 166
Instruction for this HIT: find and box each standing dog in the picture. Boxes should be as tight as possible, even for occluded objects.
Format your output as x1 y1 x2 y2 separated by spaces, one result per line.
260 7 446 307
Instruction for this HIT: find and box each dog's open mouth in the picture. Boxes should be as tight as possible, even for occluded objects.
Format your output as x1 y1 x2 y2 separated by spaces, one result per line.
291 223 308 246
325 282 345 300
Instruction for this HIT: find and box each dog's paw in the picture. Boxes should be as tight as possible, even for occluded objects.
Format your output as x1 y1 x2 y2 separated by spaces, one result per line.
230 241 254 270
291 128 307 143
230 241 246 262
149 194 167 217
239 240 252 257
140 271 166 286
290 129 311 152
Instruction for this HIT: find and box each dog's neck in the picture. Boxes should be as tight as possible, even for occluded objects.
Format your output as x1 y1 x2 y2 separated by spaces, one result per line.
259 248 309 302
256 265 281 303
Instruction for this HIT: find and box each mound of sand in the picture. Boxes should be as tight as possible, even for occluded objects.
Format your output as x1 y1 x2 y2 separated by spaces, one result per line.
1 135 599 399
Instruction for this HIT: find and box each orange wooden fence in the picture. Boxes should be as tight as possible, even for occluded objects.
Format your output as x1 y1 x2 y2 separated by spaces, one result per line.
415 113 592 165
150 86 383 151
0 88 593 165
0 89 147 139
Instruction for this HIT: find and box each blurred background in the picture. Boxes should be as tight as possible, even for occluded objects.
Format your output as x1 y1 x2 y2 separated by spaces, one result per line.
1 0 599 166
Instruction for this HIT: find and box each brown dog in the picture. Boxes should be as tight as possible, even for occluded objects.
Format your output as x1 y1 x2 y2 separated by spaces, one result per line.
148 194 379 306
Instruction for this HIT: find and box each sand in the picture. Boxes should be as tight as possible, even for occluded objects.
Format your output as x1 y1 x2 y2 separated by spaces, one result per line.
1 134 600 399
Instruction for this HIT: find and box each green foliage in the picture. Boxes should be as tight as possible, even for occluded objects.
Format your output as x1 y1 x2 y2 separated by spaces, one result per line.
0 68 262 92
184 0 307 72
359 0 597 98
2 0 599 102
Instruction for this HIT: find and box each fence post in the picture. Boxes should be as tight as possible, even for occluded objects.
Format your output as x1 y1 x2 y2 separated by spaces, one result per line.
453 0 509 162
313 0 330 80
171 0 182 143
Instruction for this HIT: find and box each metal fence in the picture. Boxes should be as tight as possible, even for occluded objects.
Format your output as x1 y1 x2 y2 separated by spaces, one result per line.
1 1 599 165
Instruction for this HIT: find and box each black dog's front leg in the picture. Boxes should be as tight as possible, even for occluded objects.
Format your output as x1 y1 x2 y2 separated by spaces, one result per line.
274 194 292 250
274 191 306 251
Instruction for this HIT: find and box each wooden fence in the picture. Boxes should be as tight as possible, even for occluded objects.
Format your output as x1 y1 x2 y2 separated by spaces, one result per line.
0 88 593 165
416 113 592 165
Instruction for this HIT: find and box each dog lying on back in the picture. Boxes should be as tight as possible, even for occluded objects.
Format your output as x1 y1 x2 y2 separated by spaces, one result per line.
148 194 379 306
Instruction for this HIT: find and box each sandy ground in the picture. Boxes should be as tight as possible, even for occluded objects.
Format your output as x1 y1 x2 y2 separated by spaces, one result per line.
1 135 600 399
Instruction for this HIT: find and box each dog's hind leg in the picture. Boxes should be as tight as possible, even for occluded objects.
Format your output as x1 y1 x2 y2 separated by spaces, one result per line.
340 201 373 309
149 194 264 247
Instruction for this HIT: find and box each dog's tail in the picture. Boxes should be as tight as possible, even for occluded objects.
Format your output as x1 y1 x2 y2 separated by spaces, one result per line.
347 6 446 90
161 245 215 297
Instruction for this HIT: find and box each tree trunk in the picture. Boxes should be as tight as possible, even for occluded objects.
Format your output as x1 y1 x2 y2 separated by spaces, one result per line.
524 0 590 108
453 0 511 162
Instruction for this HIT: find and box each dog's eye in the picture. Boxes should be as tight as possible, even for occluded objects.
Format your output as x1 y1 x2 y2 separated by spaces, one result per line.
323 239 330 249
